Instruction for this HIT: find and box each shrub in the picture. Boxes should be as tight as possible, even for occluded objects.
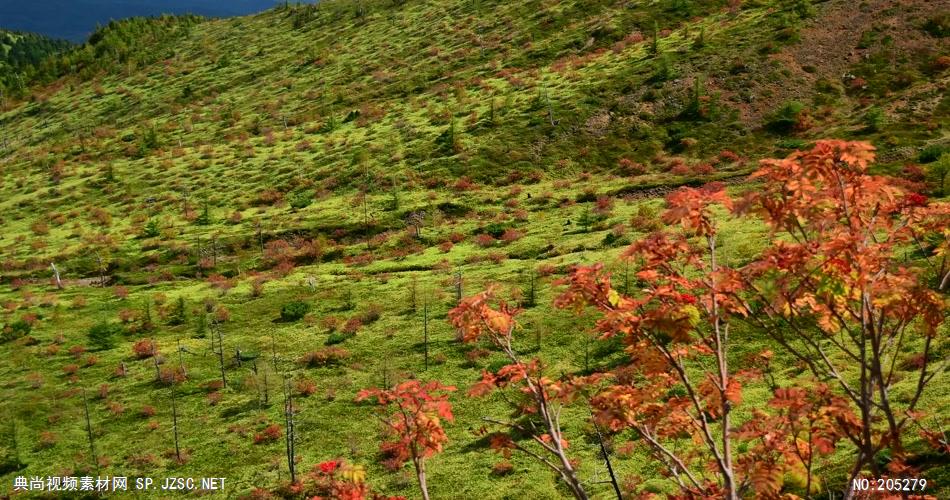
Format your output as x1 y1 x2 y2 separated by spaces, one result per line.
159 366 187 385
107 401 125 416
692 163 716 175
474 233 496 248
453 176 476 191
31 221 49 235
863 106 885 132
251 277 268 298
630 205 663 232
325 332 352 345
264 239 295 265
321 316 341 332
118 309 140 323
142 219 160 238
168 297 187 325
214 306 231 323
918 145 948 164
280 301 311 322
491 460 515 476
923 13 950 38
37 431 58 449
295 378 317 396
254 424 282 444
71 295 88 309
358 304 382 324
341 317 363 334
594 196 614 217
1 319 31 342
926 153 950 196
479 223 508 238
719 150 740 163
207 392 223 406
901 164 926 182
25 372 44 389
618 158 646 175
298 347 349 367
500 229 524 244
290 191 313 210
132 339 158 359
766 101 806 134
575 189 598 203
88 322 123 350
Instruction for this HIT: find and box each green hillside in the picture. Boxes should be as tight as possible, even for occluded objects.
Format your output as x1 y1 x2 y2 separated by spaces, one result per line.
0 0 947 498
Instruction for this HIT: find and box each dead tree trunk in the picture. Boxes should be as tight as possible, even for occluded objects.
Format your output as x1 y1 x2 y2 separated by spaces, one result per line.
176 339 187 379
213 321 227 388
50 262 63 290
153 354 162 383
81 389 100 476
423 297 429 371
257 222 265 256
283 379 297 483
171 385 182 463
262 366 270 406
95 252 105 287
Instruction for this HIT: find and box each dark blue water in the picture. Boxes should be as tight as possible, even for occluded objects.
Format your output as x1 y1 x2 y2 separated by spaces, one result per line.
0 1 314 42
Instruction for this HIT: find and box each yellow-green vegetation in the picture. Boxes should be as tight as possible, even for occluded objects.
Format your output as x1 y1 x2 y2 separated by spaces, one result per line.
0 0 947 498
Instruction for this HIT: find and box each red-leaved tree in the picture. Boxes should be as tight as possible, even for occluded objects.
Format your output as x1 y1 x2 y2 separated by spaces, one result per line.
449 293 590 500
356 380 454 500
554 183 753 498
552 140 946 498
735 140 948 489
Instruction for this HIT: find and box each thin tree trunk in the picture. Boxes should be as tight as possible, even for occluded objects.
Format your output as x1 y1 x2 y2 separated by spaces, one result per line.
50 262 63 290
283 379 296 483
153 354 161 383
257 222 264 256
708 234 737 500
262 367 269 405
95 252 105 287
176 339 187 379
171 385 181 462
423 298 429 371
412 455 430 500
591 409 623 500
215 322 227 388
81 389 100 476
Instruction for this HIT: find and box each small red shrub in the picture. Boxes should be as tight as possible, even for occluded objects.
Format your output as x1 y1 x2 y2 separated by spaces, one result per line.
132 339 158 359
474 233 496 248
254 424 282 444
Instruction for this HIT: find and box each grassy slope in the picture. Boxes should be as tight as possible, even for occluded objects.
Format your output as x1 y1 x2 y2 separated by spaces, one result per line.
0 0 947 498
